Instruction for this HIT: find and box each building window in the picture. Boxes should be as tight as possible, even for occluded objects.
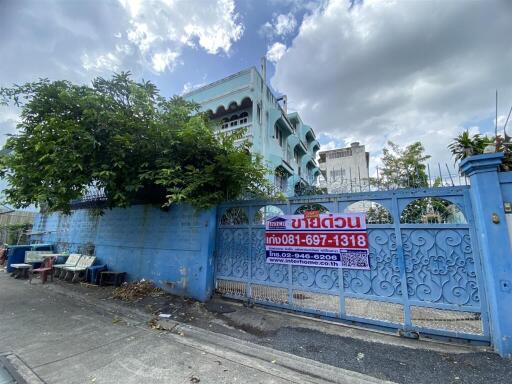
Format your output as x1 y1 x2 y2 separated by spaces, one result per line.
329 169 346 182
294 148 300 164
275 173 288 192
328 148 352 159
221 118 229 129
239 111 248 125
275 125 283 147
257 104 261 124
229 114 239 127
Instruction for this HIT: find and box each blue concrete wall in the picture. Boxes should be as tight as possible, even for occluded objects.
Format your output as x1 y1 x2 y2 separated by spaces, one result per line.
32 205 216 302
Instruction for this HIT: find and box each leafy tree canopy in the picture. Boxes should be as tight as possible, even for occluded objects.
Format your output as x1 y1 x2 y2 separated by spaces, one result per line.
448 130 512 171
371 141 456 223
0 73 273 213
377 141 431 189
448 131 491 163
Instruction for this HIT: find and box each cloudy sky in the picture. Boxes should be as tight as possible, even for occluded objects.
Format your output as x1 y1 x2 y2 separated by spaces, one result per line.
1 0 512 182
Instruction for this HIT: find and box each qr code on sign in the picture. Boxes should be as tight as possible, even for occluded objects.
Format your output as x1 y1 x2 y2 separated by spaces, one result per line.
341 251 370 270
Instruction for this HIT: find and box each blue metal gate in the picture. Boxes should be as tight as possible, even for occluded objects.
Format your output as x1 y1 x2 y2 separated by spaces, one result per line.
215 186 489 342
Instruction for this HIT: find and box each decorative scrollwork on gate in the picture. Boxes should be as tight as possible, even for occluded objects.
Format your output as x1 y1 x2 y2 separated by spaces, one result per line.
402 229 479 306
252 228 288 283
342 229 402 297
215 228 250 279
292 266 339 291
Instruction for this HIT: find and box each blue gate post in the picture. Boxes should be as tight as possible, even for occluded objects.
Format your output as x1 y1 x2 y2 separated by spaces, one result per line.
461 152 512 357
200 207 218 301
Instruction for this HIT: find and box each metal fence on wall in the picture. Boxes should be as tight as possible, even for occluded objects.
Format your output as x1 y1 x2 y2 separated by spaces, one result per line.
316 162 469 195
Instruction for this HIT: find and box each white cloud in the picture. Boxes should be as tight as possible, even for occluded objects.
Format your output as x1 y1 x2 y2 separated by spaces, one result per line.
81 52 121 72
260 12 299 39
271 0 512 169
319 140 337 151
0 0 244 144
181 81 208 95
151 49 180 73
266 42 287 63
274 13 297 36
118 0 244 73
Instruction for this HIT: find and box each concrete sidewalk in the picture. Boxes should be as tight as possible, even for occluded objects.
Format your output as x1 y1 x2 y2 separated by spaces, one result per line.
0 273 391 384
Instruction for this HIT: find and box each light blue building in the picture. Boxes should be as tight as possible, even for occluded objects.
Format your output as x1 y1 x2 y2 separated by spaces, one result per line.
183 58 321 195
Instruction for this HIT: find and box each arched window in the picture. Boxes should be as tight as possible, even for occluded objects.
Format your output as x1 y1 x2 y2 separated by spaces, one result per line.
240 97 252 108
275 125 283 147
274 167 289 193
344 201 393 224
400 198 467 224
239 111 249 125
215 105 226 116
230 114 239 127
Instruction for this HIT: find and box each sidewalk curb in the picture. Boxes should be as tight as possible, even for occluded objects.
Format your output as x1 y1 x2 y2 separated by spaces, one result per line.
158 319 395 384
44 283 396 384
1 353 45 384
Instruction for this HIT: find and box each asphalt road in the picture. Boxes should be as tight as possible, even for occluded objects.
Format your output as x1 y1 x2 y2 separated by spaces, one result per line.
259 326 508 384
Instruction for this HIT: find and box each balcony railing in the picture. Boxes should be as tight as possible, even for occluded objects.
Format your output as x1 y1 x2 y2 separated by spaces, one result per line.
220 117 249 130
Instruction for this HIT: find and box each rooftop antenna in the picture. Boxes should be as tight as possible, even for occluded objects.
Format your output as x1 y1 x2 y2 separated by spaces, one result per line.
495 90 498 139
503 99 512 142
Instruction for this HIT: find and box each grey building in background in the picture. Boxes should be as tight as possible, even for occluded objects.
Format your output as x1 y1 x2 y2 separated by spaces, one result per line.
318 142 370 193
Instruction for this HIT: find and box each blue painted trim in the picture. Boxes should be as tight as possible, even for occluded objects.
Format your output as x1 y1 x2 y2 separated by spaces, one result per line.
460 152 504 176
463 188 491 337
391 196 412 329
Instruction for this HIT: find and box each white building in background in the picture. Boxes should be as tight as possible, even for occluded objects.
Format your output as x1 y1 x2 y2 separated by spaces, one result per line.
318 142 370 193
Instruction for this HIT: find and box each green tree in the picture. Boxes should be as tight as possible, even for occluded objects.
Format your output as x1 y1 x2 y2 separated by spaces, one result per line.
448 131 512 171
377 141 430 189
0 73 273 213
374 141 455 223
448 131 491 163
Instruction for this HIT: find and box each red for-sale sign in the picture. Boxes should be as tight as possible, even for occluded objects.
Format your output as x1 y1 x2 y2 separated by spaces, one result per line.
265 213 370 269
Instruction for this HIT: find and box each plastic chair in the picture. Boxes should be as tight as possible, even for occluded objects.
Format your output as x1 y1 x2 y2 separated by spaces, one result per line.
29 256 54 284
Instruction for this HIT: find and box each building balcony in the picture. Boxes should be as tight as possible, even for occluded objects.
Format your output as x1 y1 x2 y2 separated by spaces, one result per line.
310 139 320 153
217 122 252 134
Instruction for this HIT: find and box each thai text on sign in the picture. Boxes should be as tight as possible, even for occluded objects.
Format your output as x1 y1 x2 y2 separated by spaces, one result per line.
265 213 370 269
